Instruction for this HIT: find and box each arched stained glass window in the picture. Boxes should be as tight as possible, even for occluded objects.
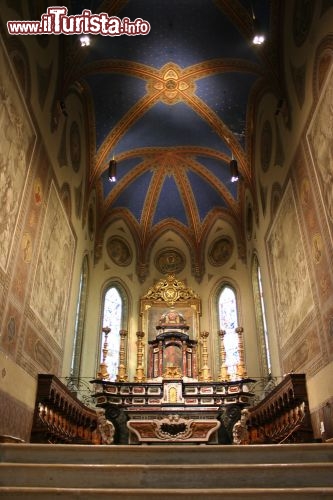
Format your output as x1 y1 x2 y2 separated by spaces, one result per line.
101 286 122 381
218 285 239 378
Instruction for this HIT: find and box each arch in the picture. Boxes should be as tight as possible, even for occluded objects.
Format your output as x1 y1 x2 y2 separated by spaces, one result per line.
99 279 129 381
217 282 240 379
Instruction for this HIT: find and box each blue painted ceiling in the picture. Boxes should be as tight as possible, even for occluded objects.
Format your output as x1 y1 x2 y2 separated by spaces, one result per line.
65 0 274 262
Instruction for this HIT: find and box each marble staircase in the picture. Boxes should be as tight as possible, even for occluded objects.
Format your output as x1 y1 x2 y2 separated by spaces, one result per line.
1 442 333 499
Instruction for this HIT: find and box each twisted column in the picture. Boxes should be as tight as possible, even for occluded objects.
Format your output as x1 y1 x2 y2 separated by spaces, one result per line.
134 331 146 382
218 329 229 381
116 329 128 382
198 331 212 381
96 326 111 379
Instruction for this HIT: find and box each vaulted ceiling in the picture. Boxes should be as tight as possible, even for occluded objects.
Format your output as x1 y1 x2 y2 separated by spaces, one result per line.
62 0 278 279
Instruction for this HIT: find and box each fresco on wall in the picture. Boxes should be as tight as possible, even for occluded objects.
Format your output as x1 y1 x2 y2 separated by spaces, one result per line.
307 65 333 238
69 121 81 172
0 37 36 272
208 236 233 266
106 236 132 266
260 120 272 172
267 181 314 347
155 247 185 274
30 182 75 347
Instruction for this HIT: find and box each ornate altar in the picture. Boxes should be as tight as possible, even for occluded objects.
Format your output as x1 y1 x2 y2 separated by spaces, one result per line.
148 309 198 379
92 275 255 444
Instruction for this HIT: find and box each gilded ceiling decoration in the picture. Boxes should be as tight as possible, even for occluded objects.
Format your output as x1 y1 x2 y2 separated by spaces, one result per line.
58 0 278 281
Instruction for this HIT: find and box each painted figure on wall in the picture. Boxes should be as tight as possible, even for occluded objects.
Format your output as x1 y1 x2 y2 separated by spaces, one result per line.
30 183 75 347
308 66 333 229
0 40 36 271
267 183 313 346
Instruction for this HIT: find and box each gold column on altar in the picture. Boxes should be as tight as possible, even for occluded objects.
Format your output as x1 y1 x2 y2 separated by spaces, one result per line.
96 326 111 380
236 326 247 379
134 331 146 382
116 329 128 382
198 331 212 381
218 329 229 381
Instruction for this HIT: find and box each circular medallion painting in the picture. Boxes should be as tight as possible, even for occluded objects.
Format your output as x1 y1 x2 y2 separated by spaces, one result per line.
106 236 132 266
208 237 234 266
155 248 186 274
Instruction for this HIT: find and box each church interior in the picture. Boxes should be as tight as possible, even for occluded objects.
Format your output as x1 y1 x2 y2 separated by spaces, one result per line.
1 0 333 450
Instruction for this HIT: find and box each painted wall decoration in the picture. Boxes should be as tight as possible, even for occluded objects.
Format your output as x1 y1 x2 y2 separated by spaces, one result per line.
30 182 75 347
0 37 36 272
307 65 333 239
24 325 57 373
0 391 32 442
267 181 314 347
155 247 185 274
69 121 81 172
106 236 132 266
283 328 321 374
260 120 272 172
270 183 282 219
208 236 233 266
292 0 315 47
88 204 95 241
1 303 21 358
246 203 253 240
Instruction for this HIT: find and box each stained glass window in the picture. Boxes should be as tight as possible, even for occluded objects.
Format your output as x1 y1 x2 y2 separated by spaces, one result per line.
218 285 239 378
101 286 122 381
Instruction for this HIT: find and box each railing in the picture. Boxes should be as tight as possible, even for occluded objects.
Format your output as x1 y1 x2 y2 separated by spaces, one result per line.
30 374 101 444
247 373 314 444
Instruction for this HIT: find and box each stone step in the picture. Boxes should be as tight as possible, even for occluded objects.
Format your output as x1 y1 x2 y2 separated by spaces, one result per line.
1 487 333 500
1 443 333 465
1 443 332 498
0 463 333 489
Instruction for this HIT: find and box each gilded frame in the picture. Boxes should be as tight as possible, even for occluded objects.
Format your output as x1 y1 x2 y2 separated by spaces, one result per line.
140 275 201 342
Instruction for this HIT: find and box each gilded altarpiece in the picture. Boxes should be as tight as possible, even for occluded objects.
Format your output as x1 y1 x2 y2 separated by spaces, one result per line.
140 274 201 341
94 275 255 444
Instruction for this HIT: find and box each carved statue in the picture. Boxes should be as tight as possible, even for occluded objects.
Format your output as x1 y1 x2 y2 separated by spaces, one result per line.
232 408 250 445
97 410 115 445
